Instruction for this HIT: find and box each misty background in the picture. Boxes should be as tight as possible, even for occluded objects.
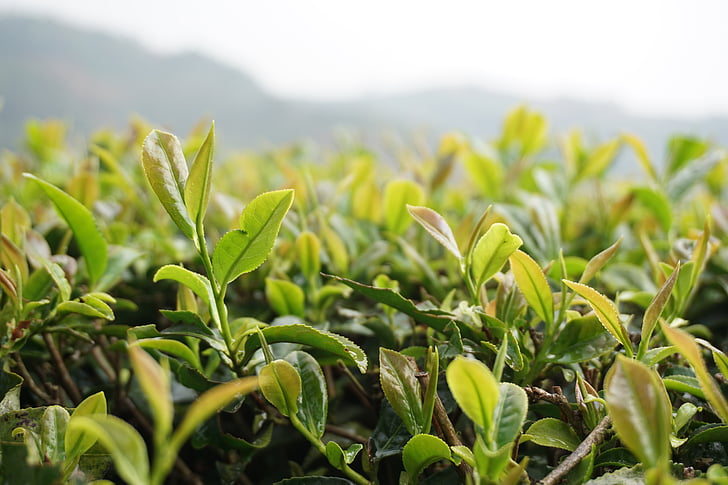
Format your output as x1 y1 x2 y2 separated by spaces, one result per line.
2 2 728 168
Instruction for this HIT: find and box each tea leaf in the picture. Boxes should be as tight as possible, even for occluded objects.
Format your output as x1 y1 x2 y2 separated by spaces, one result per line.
65 391 107 463
379 348 425 436
472 223 522 289
492 383 528 449
67 415 149 485
23 174 108 288
141 130 194 239
265 278 305 318
638 263 679 357
579 238 622 285
402 434 452 482
128 345 173 442
632 187 672 233
260 360 301 417
622 133 657 181
605 355 672 470
446 356 499 432
661 323 728 423
407 205 461 260
241 323 367 372
325 441 363 468
563 280 632 356
153 265 218 323
522 418 580 452
546 314 617 364
383 179 425 234
509 249 553 327
40 406 69 464
286 351 327 439
136 338 201 370
296 231 321 281
213 189 294 286
184 122 215 228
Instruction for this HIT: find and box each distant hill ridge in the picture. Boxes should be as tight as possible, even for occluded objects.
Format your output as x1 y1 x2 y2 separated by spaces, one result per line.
2 14 728 165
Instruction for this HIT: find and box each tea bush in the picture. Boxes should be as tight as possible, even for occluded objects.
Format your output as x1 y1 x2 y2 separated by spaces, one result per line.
1 107 727 484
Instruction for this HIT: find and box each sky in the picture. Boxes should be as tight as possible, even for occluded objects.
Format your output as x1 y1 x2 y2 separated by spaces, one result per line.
1 0 727 119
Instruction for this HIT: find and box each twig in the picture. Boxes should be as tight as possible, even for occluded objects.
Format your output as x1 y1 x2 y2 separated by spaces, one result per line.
43 332 82 403
525 385 583 434
13 353 52 403
540 415 612 485
325 424 367 444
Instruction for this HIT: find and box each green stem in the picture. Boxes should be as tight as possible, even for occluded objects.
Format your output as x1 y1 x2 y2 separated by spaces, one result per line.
289 413 370 485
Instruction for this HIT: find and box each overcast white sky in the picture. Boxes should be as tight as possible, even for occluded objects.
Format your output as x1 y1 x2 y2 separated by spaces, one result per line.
1 0 727 118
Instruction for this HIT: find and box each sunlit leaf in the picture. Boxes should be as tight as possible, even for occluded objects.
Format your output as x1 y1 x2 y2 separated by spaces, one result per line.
383 179 425 234
23 174 108 288
491 383 527 449
153 265 218 324
265 278 305 318
446 356 499 432
184 121 215 228
638 264 679 357
65 391 107 464
259 360 301 417
563 280 632 356
509 249 553 327
579 238 622 285
605 355 672 470
212 189 294 286
472 223 522 289
407 205 461 260
402 434 452 482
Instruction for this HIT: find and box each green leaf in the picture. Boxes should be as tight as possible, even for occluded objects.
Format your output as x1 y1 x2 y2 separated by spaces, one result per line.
67 415 149 485
141 129 194 239
153 265 218 324
23 174 107 288
471 223 523 289
661 323 728 423
128 345 173 443
546 314 617 364
383 179 425 234
240 323 367 373
170 376 258 456
286 351 327 439
65 391 107 463
684 424 728 447
379 348 425 436
622 133 657 181
136 338 201 371
462 152 504 199
407 205 461 260
491 383 527 449
662 374 704 399
40 406 69 464
259 360 301 417
579 238 622 285
265 278 305 318
563 280 632 356
325 441 363 469
605 355 672 470
296 231 321 281
446 356 499 432
184 122 215 228
326 274 456 333
509 249 553 327
522 418 581 451
56 295 114 320
402 434 452 483
632 187 672 233
638 264 679 357
212 189 294 286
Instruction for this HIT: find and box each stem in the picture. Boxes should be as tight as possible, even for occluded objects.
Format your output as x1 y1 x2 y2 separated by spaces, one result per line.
43 332 82 404
540 415 611 485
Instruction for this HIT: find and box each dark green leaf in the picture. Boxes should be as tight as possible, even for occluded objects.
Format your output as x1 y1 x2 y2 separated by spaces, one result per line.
491 383 527 449
522 418 580 451
546 314 617 364
379 348 425 436
285 351 327 439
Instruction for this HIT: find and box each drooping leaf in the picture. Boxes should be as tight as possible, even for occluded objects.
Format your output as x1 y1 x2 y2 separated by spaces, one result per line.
446 356 499 432
23 174 108 288
212 189 294 286
407 205 461 260
184 122 215 228
509 249 553 327
285 351 327 439
471 223 523 289
240 323 367 373
522 418 581 452
661 323 728 423
383 179 425 234
141 129 194 239
605 355 672 470
259 360 301 417
563 280 632 356
67 415 149 485
153 265 218 324
379 348 425 436
402 434 452 483
136 338 201 370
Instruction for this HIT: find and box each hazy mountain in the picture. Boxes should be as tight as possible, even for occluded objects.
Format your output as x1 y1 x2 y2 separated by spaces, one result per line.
2 15 728 166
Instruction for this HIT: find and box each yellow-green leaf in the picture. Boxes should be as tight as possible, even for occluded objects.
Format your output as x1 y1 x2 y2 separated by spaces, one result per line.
472 223 522 289
509 250 553 327
383 179 425 234
184 122 215 228
259 360 301 417
446 356 499 432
